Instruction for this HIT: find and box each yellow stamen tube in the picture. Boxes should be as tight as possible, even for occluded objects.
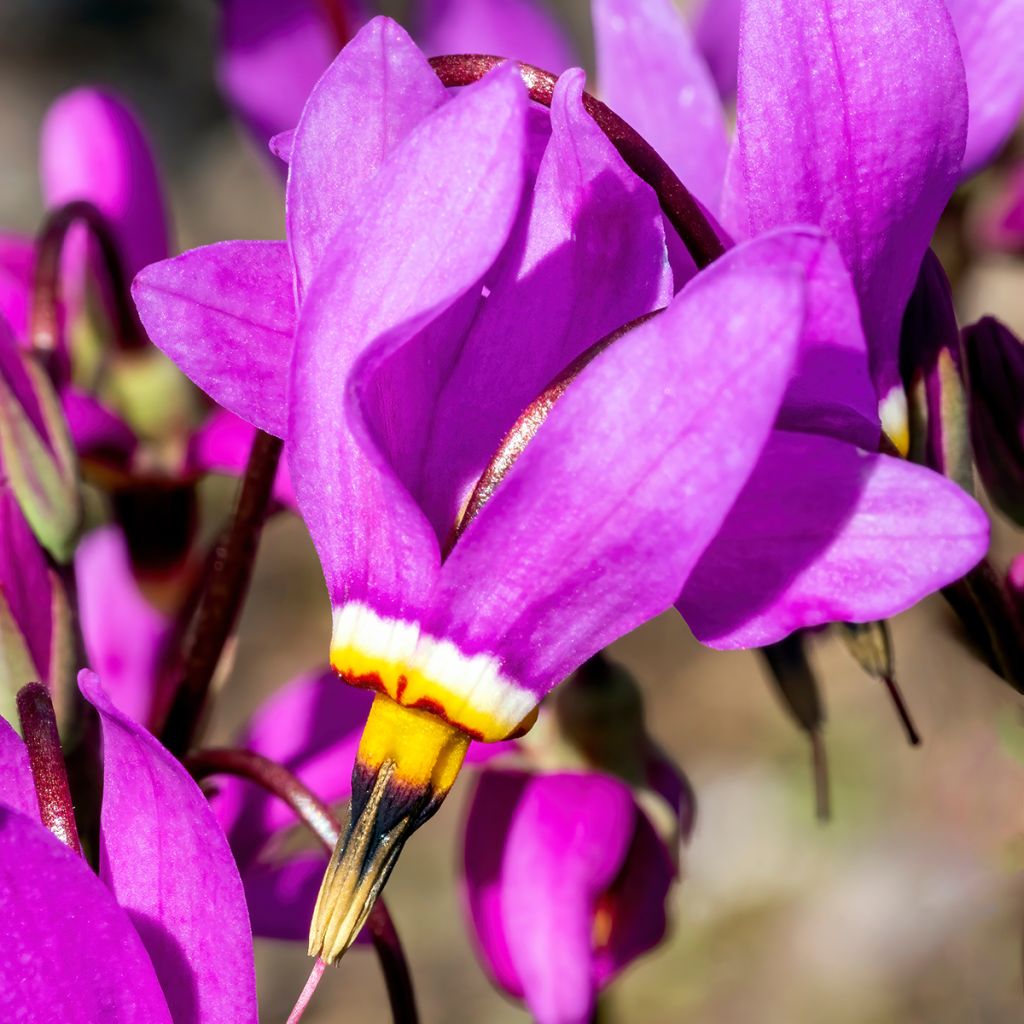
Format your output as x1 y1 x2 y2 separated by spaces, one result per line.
308 693 471 964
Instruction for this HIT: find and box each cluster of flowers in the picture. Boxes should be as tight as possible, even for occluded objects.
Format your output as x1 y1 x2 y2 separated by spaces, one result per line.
2 0 1023 1021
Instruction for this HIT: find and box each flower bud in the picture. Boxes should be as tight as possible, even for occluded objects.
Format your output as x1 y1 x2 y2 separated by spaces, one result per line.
963 316 1024 526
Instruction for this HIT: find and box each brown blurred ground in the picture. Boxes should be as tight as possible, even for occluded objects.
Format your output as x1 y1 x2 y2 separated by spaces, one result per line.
2 2 1024 1021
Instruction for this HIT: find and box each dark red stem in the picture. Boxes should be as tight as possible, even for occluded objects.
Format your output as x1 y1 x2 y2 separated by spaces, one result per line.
30 199 144 359
317 0 353 52
185 748 419 1024
159 431 283 756
429 55 725 270
16 682 82 854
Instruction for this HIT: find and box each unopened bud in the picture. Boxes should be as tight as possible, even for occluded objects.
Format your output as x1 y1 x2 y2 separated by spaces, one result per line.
963 317 1024 526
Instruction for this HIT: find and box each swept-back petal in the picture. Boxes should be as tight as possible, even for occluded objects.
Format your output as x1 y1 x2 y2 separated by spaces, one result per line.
289 63 528 633
388 66 670 539
61 388 137 466
0 234 34 340
945 0 1024 176
0 806 173 1024
82 670 257 1024
463 770 636 1024
678 431 990 648
422 231 810 729
0 717 38 819
132 239 294 436
40 88 169 280
418 0 577 74
593 0 728 214
722 0 968 404
287 17 448 298
692 0 741 98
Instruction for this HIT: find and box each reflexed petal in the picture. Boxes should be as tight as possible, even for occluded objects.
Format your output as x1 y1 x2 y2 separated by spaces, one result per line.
418 0 577 73
76 528 173 727
945 0 1024 176
0 234 34 340
289 62 529 621
425 231 811 725
678 431 990 648
218 0 359 151
692 0 741 98
392 66 670 539
287 17 448 297
463 770 636 1023
242 854 331 941
0 805 173 1024
81 670 258 1024
0 717 38 819
62 388 137 466
40 88 169 281
188 409 296 507
722 0 968 403
132 240 295 436
593 0 728 214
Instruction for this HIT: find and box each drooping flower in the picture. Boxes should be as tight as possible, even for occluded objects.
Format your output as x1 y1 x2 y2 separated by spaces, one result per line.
0 671 258 1023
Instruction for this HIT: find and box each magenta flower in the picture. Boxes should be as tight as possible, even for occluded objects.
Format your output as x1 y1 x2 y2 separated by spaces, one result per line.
0 672 257 1022
134 16 987 955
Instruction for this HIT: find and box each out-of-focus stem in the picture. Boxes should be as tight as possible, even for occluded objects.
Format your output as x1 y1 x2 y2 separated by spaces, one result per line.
16 682 82 854
159 431 282 756
186 748 419 1024
429 55 725 270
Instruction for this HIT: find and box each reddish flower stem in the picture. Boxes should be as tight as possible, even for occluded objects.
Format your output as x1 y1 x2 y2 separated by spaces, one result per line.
159 431 283 757
286 957 328 1024
186 748 419 1024
30 199 145 359
429 55 725 270
16 682 82 854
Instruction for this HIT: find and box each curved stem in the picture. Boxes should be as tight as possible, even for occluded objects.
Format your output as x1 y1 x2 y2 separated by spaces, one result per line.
30 199 144 359
159 431 282 756
16 682 82 854
186 748 419 1024
429 55 725 269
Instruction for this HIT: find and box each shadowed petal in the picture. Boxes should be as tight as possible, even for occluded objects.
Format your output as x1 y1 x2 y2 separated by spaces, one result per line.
288 62 529 618
418 0 577 73
692 0 741 98
81 670 257 1024
132 240 294 436
0 717 38 819
426 230 812 715
0 805 174 1024
61 388 137 466
241 854 334 941
722 0 968 404
463 770 636 1024
678 431 990 648
287 17 448 298
945 0 1024 176
593 0 728 213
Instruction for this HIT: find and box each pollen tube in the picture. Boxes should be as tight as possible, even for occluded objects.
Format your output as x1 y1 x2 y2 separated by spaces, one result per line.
308 694 470 964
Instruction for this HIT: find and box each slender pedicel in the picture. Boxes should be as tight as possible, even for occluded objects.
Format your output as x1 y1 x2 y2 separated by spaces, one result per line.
285 958 327 1024
429 55 724 270
16 681 82 853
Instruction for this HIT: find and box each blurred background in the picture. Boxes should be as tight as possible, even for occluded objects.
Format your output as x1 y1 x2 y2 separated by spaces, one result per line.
3 1 1024 1021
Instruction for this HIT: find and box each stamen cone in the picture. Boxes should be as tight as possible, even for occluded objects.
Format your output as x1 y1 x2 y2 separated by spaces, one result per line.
309 694 470 964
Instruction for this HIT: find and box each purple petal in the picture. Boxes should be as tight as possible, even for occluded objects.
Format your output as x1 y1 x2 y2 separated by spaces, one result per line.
288 62 529 618
81 670 257 1024
0 233 34 340
40 88 169 282
692 0 741 98
945 0 1024 176
392 66 670 540
287 17 448 298
218 0 360 151
463 770 636 1023
0 309 47 439
62 388 137 466
188 409 296 507
978 162 1024 252
417 0 577 73
0 805 173 1024
678 430 990 648
593 0 728 214
722 0 968 406
0 716 38 819
76 528 174 727
132 239 295 436
426 230 813 717
242 854 330 941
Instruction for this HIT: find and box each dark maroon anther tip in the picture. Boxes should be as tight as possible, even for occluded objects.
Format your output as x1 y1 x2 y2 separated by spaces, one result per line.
30 200 145 363
16 682 82 855
428 55 725 270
